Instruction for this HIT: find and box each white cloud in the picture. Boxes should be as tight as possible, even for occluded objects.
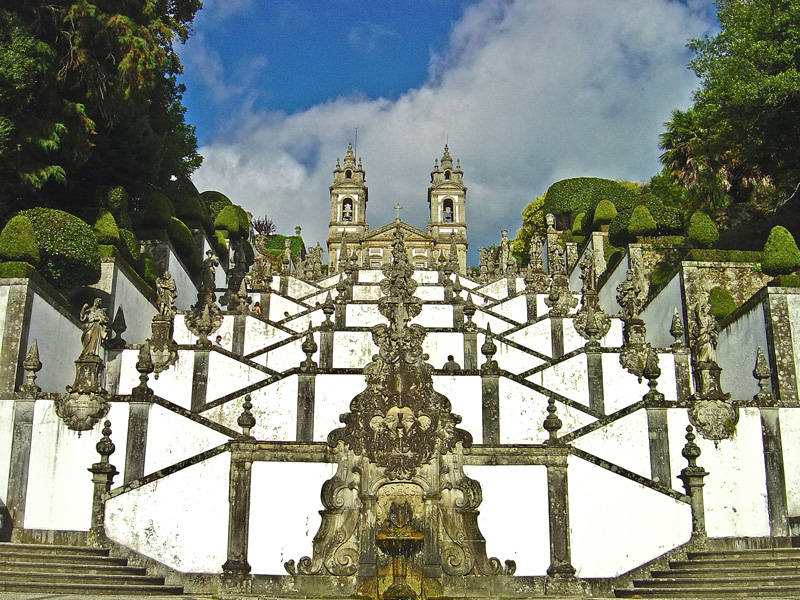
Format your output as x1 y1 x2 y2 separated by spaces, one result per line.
191 0 714 262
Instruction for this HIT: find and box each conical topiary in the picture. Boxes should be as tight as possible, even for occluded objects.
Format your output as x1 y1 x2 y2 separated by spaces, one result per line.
627 205 657 238
687 210 718 248
762 225 800 276
592 200 617 227
0 215 39 266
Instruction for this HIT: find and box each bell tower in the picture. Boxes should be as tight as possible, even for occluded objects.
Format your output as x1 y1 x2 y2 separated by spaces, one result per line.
328 143 368 270
428 144 467 272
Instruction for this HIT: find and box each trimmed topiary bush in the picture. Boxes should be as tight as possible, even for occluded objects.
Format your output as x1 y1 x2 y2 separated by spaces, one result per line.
104 186 133 230
0 261 36 279
139 254 158 286
177 195 208 230
119 229 141 264
92 210 120 245
214 205 249 240
134 190 175 234
762 225 800 276
167 217 202 274
19 208 100 288
708 286 737 321
593 200 617 227
571 212 585 234
627 205 657 238
687 211 719 248
0 215 40 266
200 191 232 222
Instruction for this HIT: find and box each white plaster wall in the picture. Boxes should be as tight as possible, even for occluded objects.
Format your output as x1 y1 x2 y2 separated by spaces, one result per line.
494 340 543 374
601 353 676 414
243 318 291 356
472 310 512 334
106 451 229 573
204 376 298 441
25 401 129 531
248 462 337 574
499 378 594 443
507 320 552 357
283 309 325 333
432 375 482 443
346 304 387 328
491 295 527 322
411 304 452 328
667 408 770 535
717 300 768 401
562 317 586 354
314 374 364 441
569 455 691 577
414 286 444 301
459 276 478 290
476 279 508 300
206 351 268 402
463 465 549 575
779 408 800 515
0 400 17 499
423 333 463 370
572 410 651 478
288 277 318 297
111 264 158 344
640 272 683 349
27 292 82 393
333 331 376 368
167 250 197 311
172 315 197 345
144 405 229 474
265 338 308 372
303 290 332 306
269 295 306 320
598 251 629 315
115 348 194 408
359 269 384 283
353 285 381 300
412 271 438 284
537 355 590 407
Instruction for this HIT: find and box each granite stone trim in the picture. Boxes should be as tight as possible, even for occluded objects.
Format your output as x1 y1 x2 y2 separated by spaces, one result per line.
124 400 152 484
296 374 315 442
0 284 32 394
646 407 671 487
481 374 500 445
7 399 35 534
586 351 605 415
760 407 789 536
763 293 798 405
463 331 478 370
550 317 564 359
190 349 209 412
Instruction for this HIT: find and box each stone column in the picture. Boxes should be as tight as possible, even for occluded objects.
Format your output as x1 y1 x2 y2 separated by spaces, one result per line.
678 425 708 543
760 407 789 536
0 283 33 394
7 399 34 539
221 444 254 592
481 375 500 445
646 408 671 486
88 421 119 547
764 293 798 404
525 291 537 322
463 331 478 370
279 274 289 296
231 313 247 355
585 349 605 415
550 317 564 359
191 349 210 411
591 231 607 276
124 400 151 483
296 373 316 441
545 451 575 580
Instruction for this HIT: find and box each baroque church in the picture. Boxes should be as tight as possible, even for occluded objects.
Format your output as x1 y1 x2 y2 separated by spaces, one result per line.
327 144 468 274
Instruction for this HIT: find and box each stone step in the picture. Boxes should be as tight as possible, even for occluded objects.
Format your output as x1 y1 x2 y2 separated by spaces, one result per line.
687 548 800 560
0 559 146 575
0 550 129 566
616 585 800 597
634 574 800 587
0 581 184 595
653 565 800 577
0 542 109 556
0 569 165 585
670 556 800 568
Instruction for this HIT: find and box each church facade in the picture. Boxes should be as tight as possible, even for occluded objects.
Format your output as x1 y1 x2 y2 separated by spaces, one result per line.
326 144 468 274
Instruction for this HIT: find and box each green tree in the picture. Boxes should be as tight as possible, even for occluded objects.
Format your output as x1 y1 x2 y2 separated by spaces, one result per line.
511 193 545 264
661 0 800 214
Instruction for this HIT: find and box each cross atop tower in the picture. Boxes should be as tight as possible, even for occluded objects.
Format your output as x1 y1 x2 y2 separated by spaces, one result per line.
394 203 403 221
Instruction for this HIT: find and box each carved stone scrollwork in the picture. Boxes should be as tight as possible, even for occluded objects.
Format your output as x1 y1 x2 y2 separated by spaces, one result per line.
545 271 577 316
573 253 610 346
185 250 223 347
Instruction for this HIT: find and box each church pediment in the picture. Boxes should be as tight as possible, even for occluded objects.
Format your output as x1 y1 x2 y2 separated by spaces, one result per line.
361 220 432 243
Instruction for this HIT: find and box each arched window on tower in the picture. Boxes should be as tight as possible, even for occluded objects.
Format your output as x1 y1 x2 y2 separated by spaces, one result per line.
444 170 451 180
345 169 352 179
443 198 454 223
342 198 354 221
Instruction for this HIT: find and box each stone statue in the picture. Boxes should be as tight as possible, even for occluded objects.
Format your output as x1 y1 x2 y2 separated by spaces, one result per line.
79 298 109 359
545 213 556 232
200 250 219 294
500 230 510 273
616 267 646 320
579 252 596 293
155 271 178 317
690 302 718 364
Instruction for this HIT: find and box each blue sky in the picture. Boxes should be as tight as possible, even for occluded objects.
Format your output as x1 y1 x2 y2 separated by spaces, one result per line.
183 0 718 262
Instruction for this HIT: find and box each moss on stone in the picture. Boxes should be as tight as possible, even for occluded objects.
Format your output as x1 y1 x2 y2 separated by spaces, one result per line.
762 225 800 276
649 262 676 289
687 211 718 248
18 208 100 288
708 286 737 321
627 205 657 238
0 215 40 266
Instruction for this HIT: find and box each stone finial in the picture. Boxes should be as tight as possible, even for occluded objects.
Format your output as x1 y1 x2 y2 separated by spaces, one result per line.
678 424 709 542
21 340 42 394
753 347 774 404
643 345 664 403
96 420 116 463
300 323 318 373
106 306 127 349
463 293 477 331
321 291 335 328
452 274 463 298
335 274 349 304
238 394 256 438
670 307 685 349
543 397 562 445
480 324 500 375
133 341 154 397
